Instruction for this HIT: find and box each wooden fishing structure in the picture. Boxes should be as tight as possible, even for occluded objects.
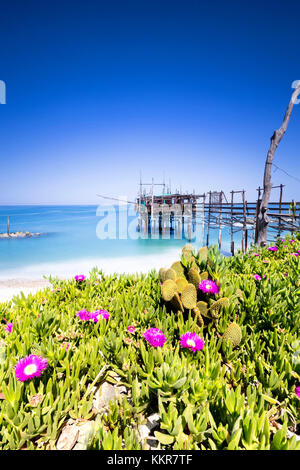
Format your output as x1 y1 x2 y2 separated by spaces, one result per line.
135 179 300 254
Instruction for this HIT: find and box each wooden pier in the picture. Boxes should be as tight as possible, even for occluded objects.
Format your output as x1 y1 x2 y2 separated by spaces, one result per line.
135 179 300 253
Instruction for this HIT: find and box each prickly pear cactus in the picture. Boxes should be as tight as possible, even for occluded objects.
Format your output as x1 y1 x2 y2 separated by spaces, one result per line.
170 292 184 313
171 261 185 278
164 268 177 281
188 268 201 289
176 277 189 294
159 268 167 283
196 300 210 318
200 271 209 280
222 322 242 347
181 284 197 310
198 246 208 262
209 297 230 318
161 279 178 302
193 307 204 326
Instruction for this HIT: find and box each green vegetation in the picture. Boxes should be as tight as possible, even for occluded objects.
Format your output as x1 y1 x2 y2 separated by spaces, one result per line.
0 234 299 450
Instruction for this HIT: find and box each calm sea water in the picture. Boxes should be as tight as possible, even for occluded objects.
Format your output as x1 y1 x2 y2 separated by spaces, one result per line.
0 205 248 279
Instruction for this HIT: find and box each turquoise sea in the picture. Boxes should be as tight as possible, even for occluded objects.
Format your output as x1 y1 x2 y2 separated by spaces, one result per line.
0 205 247 279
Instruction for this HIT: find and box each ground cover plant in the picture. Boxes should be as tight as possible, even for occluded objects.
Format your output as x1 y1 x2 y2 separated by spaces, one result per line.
0 234 299 450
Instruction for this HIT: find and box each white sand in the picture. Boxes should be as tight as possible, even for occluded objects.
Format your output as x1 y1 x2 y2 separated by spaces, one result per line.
0 249 181 303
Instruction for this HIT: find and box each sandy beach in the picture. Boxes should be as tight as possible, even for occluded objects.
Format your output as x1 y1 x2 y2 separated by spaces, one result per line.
0 249 182 302
0 279 52 303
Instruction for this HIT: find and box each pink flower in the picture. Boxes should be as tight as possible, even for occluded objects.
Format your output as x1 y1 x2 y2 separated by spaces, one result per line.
127 325 136 334
76 309 91 321
290 240 295 243
198 279 219 294
62 342 70 351
143 328 166 347
15 355 48 382
179 332 204 352
4 322 13 333
252 253 259 257
268 246 278 252
295 386 300 399
284 273 289 277
91 310 110 322
253 274 261 281
74 274 86 282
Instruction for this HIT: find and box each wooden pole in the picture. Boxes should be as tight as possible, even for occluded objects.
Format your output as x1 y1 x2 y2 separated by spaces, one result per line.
242 190 246 253
277 184 283 238
218 192 222 250
206 191 212 247
230 191 234 255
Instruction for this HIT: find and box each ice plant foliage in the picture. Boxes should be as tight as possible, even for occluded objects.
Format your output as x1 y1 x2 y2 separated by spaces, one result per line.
179 332 204 353
143 328 166 347
198 279 219 294
15 355 48 382
74 274 86 282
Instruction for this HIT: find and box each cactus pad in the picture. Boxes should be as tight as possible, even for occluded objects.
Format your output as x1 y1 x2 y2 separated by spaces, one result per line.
188 268 201 289
196 300 210 318
171 261 185 278
161 279 178 302
222 322 242 347
176 277 189 294
170 292 184 313
193 307 204 326
181 284 197 310
159 268 166 283
209 297 230 318
164 268 177 281
200 271 209 280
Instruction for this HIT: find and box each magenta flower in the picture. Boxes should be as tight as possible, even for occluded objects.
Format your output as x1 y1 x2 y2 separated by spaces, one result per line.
4 322 13 333
179 332 204 353
76 309 91 321
91 310 110 322
290 253 299 257
127 325 136 334
268 246 278 252
252 253 259 257
295 386 300 399
253 274 261 281
290 240 295 243
284 273 289 277
15 355 48 382
74 274 86 282
198 279 219 294
62 342 70 351
143 328 166 347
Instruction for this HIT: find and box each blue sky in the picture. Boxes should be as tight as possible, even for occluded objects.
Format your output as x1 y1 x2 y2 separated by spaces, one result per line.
0 0 299 204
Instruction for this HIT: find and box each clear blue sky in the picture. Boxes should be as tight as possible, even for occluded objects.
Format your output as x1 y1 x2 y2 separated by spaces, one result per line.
0 0 299 204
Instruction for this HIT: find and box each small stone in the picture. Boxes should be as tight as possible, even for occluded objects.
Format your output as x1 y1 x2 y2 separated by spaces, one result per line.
56 424 79 450
93 382 117 412
146 413 160 431
138 424 150 441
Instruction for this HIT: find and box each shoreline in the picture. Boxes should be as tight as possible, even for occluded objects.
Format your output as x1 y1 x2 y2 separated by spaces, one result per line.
0 249 182 302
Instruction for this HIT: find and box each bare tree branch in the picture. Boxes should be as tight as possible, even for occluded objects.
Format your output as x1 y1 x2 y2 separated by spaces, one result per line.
256 83 300 246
